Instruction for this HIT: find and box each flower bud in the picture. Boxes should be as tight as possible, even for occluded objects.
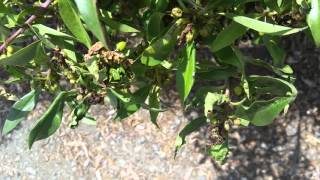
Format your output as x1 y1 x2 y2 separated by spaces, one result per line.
171 7 183 18
186 32 194 43
70 79 76 84
116 41 127 51
233 86 243 96
224 122 230 131
7 46 14 54
233 118 241 126
76 94 83 101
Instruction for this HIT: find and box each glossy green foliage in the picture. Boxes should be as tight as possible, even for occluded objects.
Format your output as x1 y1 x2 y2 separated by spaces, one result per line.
208 142 229 164
28 92 68 148
229 15 307 36
175 117 207 157
58 0 91 48
0 40 41 66
2 90 38 135
0 0 317 163
74 0 108 48
176 41 196 102
235 76 297 126
307 0 320 47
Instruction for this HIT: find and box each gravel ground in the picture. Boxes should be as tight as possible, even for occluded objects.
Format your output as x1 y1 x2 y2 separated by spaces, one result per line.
0 35 320 179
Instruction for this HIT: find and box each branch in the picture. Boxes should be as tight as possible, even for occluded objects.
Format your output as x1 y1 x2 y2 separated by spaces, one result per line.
0 0 53 52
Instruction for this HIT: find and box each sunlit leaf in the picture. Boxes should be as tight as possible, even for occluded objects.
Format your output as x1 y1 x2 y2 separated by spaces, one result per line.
58 0 91 48
176 41 196 102
74 0 108 48
307 0 320 47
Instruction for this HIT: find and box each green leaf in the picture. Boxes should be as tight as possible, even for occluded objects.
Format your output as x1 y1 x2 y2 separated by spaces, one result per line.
2 90 39 135
58 0 91 48
147 12 165 41
228 14 307 36
175 117 207 157
148 85 160 128
264 0 281 12
196 67 238 81
235 76 297 126
74 0 108 48
115 102 140 120
263 36 286 67
28 91 67 149
141 19 185 66
208 142 229 163
307 0 320 47
0 40 41 66
154 0 169 12
211 22 247 52
236 97 294 126
204 92 228 117
176 41 196 102
214 47 244 70
86 57 100 81
70 103 90 128
32 24 74 39
101 13 140 33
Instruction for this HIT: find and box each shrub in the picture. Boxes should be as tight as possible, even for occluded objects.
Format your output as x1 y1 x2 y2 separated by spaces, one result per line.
0 0 319 163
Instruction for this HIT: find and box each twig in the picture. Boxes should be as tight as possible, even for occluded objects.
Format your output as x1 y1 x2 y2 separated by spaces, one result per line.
0 0 53 52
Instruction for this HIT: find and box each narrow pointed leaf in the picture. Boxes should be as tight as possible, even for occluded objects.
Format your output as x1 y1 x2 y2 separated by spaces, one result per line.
175 117 207 157
235 76 297 126
58 0 91 48
2 90 39 135
307 0 320 47
228 15 307 36
28 92 67 149
141 19 185 66
149 85 160 128
263 36 286 67
74 0 108 48
176 41 196 102
0 40 41 66
211 22 247 52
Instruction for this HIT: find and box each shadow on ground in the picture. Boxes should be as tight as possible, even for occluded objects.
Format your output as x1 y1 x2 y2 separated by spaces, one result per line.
192 34 320 179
